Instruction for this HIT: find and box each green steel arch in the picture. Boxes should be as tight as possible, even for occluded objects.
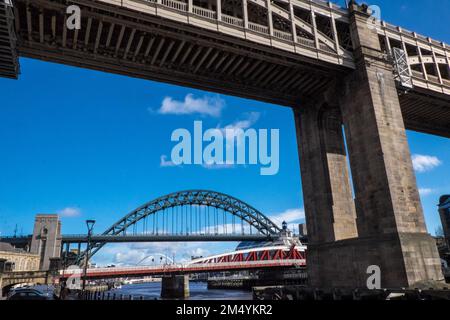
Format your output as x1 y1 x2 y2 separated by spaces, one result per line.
80 190 281 263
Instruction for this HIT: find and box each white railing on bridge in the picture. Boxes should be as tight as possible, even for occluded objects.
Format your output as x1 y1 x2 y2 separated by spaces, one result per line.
192 6 216 20
248 22 269 35
161 0 187 12
273 29 292 42
296 37 315 48
221 14 244 28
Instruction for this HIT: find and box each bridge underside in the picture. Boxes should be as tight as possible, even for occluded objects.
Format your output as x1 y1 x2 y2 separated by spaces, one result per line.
399 89 450 137
11 0 450 137
14 0 340 107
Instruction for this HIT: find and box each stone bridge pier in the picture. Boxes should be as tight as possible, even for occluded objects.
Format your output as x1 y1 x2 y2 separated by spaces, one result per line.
160 275 190 299
294 4 443 289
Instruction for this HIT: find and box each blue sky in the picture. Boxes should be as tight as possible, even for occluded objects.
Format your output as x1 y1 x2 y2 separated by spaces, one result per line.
0 0 449 265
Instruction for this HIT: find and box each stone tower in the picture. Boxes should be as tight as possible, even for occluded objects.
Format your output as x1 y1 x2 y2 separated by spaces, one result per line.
30 214 62 271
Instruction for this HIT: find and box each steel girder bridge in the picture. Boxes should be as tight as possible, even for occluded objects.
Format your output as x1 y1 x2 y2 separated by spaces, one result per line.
59 190 285 264
0 0 449 136
60 244 306 280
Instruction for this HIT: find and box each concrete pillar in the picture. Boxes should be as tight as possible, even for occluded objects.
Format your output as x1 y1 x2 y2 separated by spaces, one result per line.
294 104 358 287
160 275 189 299
313 3 442 288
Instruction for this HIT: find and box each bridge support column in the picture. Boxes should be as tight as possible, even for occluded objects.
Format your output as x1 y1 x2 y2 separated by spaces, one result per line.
294 102 358 287
161 275 189 299
296 3 443 289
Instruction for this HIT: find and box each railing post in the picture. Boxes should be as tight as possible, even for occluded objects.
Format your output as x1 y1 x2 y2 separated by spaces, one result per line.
444 43 450 81
310 9 320 50
397 27 413 79
188 0 193 13
216 0 221 22
414 32 429 81
266 0 273 37
328 2 340 54
428 37 444 85
242 0 248 30
289 0 297 43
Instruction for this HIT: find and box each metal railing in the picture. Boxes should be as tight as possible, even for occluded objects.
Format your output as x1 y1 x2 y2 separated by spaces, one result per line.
248 22 269 35
381 21 448 50
161 0 187 11
192 6 216 20
221 14 243 27
296 37 315 48
273 29 292 42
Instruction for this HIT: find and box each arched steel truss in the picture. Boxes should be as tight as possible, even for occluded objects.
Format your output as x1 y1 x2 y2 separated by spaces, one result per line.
80 190 281 263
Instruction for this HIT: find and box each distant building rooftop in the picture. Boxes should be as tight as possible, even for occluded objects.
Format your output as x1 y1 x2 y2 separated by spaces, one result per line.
0 242 17 252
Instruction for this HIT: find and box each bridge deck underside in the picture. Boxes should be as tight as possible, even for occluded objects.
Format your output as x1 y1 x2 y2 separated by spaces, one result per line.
11 0 450 138
15 0 340 107
399 89 450 137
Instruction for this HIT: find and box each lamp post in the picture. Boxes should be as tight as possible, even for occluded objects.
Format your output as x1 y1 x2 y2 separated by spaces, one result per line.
82 219 95 293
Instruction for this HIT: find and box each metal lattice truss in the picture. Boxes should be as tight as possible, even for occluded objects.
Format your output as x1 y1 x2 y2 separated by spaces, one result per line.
392 47 413 89
81 190 281 263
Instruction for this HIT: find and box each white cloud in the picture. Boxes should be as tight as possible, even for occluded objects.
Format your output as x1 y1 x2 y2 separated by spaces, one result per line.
157 94 225 117
412 154 442 173
58 207 81 218
222 112 260 137
418 188 436 196
200 112 260 170
270 208 305 226
160 154 177 167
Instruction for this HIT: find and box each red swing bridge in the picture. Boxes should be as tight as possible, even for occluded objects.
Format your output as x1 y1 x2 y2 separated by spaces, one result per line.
60 242 306 280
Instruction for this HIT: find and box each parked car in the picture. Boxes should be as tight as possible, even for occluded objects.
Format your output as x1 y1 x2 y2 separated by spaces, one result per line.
7 289 51 300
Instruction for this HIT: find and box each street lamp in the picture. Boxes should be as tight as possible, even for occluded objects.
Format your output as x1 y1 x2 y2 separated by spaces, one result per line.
82 219 95 293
